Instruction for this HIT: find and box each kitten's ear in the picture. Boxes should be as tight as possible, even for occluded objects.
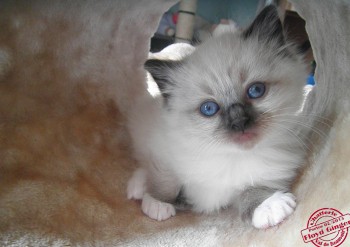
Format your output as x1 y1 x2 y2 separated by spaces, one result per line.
243 5 284 45
144 59 181 98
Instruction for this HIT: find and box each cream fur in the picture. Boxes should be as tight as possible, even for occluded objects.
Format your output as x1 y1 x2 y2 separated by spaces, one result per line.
0 0 349 246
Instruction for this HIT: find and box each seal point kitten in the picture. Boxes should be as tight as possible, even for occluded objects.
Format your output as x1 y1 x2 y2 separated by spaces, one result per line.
127 5 308 229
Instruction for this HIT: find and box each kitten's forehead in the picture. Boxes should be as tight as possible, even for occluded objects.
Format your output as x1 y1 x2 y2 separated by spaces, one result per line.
170 29 305 112
182 33 266 103
197 32 279 74
194 33 291 79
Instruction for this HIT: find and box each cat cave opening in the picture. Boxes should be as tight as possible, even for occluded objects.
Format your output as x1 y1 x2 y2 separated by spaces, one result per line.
149 0 315 92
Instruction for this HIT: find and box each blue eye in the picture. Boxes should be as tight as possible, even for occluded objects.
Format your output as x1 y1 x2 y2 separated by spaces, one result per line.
200 101 220 117
247 82 266 99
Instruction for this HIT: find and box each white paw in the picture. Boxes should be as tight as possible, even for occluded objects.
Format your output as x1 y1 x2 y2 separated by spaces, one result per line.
127 168 147 200
252 191 296 229
142 193 176 221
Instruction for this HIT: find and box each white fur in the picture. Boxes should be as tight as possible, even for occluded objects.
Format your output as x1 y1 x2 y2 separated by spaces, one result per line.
127 168 176 220
127 167 147 200
127 18 308 222
142 193 176 221
252 191 296 229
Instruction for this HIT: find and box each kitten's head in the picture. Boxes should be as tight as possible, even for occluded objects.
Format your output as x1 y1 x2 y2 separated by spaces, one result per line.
145 6 308 150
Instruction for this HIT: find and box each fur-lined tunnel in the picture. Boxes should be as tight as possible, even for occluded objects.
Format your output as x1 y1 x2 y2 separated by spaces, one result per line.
0 0 349 246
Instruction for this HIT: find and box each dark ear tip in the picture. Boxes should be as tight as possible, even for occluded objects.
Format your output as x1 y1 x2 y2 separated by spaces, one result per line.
144 59 160 72
263 4 278 12
144 58 182 73
243 4 284 42
259 4 279 16
258 4 280 21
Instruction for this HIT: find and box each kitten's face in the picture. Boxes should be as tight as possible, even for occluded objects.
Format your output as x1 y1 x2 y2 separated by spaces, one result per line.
146 6 307 150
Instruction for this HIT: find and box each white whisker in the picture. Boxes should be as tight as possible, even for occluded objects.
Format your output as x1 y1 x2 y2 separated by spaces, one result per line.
268 122 313 153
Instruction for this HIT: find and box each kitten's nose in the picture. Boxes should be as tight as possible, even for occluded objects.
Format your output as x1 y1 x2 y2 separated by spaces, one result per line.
226 103 252 132
230 116 249 132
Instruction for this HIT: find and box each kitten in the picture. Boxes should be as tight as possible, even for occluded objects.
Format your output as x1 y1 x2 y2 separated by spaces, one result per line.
127 5 308 229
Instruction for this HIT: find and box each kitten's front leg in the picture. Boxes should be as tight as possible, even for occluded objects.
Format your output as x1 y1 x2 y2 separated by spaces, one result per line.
127 167 147 200
127 167 180 221
239 186 296 229
141 193 176 221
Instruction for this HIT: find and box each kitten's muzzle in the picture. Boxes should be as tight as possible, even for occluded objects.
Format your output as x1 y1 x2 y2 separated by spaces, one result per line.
230 116 250 132
223 103 255 133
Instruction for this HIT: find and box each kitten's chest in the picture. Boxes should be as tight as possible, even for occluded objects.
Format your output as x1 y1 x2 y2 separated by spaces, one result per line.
174 152 271 212
172 150 269 189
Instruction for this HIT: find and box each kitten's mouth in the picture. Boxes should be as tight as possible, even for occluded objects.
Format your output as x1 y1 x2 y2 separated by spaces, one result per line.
234 132 256 142
232 129 259 148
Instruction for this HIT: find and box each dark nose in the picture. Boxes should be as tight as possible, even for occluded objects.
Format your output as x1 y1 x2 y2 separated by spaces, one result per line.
230 116 249 132
225 103 252 132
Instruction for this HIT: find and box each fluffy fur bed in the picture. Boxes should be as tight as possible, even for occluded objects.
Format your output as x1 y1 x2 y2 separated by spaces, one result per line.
0 0 349 246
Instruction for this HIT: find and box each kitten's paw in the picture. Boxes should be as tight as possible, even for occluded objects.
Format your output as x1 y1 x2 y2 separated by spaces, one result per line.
142 193 176 221
252 191 296 229
127 168 147 200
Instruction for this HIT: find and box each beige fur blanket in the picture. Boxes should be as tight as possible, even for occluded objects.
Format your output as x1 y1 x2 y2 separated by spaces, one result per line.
0 0 349 246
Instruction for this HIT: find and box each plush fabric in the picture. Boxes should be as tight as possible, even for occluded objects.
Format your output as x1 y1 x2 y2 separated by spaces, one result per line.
0 0 349 246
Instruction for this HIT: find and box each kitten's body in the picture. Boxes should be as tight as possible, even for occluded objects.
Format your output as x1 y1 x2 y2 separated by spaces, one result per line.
127 6 308 228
